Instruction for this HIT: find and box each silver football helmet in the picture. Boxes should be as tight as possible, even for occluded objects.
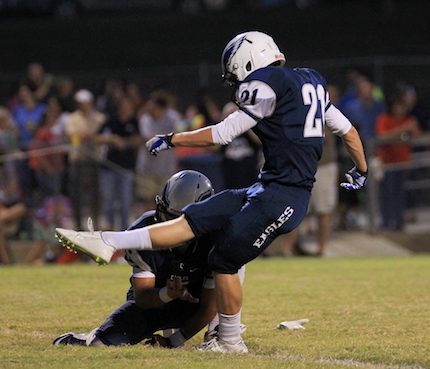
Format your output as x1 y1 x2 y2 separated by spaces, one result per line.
221 31 286 86
155 170 214 222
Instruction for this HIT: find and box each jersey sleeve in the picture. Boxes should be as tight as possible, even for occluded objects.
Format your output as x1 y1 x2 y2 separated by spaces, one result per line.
236 80 277 120
125 249 156 279
325 104 352 136
211 110 258 145
132 267 156 279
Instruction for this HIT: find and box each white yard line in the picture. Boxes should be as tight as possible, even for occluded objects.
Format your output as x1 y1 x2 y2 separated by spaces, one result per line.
272 353 427 369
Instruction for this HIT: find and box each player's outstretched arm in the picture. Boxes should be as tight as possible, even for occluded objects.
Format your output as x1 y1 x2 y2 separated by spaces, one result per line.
146 110 258 155
339 126 368 190
340 126 367 174
325 104 368 190
172 126 215 147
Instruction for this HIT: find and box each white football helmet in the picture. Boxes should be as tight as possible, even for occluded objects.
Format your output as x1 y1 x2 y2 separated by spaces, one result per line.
221 31 286 86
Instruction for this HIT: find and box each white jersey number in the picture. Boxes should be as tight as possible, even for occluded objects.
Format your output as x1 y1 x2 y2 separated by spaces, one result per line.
301 83 326 138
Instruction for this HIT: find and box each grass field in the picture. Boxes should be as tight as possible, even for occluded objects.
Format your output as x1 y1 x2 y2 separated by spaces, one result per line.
1 256 429 369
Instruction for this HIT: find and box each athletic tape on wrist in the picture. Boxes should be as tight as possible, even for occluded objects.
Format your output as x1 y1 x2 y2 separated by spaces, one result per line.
159 287 174 303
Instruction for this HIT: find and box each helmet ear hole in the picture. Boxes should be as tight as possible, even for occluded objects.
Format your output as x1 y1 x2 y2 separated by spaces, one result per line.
246 61 252 72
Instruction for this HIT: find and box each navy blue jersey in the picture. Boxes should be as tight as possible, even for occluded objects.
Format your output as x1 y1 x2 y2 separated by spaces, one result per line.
124 211 214 299
236 66 330 190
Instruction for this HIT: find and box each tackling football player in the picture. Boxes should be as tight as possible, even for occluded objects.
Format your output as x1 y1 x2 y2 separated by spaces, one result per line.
56 31 367 353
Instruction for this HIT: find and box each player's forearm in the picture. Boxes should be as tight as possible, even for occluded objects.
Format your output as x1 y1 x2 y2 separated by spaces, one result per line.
341 126 368 173
134 288 168 309
171 127 215 147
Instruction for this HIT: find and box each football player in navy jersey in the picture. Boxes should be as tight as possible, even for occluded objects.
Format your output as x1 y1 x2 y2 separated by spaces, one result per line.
56 31 368 353
54 170 245 348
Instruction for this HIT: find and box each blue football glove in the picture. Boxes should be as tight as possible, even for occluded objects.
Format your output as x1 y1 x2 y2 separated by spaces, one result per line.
146 132 175 156
340 166 367 190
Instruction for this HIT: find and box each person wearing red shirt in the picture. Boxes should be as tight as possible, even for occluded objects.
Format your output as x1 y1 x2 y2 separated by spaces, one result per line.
375 97 421 230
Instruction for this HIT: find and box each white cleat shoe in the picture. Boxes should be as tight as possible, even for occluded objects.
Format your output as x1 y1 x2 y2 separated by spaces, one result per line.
204 324 247 343
55 228 114 265
198 337 248 354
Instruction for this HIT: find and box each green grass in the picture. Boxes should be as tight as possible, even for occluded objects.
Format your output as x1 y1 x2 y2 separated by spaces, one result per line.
1 256 430 369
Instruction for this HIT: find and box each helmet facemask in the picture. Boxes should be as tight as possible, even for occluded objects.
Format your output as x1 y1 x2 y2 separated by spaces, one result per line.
155 194 182 222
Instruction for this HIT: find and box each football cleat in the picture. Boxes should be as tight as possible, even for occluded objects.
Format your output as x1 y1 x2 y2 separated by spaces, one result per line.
53 332 88 346
55 228 114 265
198 337 248 354
203 324 247 343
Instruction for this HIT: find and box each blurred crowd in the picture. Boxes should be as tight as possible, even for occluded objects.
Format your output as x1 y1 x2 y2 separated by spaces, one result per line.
0 62 429 264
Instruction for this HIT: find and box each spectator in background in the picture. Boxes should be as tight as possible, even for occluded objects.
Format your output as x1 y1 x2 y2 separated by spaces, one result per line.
22 63 53 103
96 79 125 118
175 104 209 160
0 196 27 264
65 89 105 229
136 93 179 209
30 194 74 265
11 85 47 201
98 98 141 230
304 126 338 256
0 153 27 264
176 91 224 190
55 76 75 113
220 102 260 189
342 75 385 144
29 97 65 199
339 68 384 112
376 96 421 231
196 89 221 125
0 107 19 155
397 82 430 132
125 82 145 115
12 85 47 150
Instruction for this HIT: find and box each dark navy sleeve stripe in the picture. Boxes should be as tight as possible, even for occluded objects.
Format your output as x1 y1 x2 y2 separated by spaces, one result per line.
239 107 260 121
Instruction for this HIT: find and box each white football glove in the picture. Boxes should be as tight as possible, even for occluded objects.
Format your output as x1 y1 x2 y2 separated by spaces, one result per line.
276 319 309 330
146 132 175 156
340 166 367 190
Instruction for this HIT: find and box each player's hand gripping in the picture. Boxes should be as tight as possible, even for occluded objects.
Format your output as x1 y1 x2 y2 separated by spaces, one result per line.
340 166 367 190
167 276 199 303
146 132 175 156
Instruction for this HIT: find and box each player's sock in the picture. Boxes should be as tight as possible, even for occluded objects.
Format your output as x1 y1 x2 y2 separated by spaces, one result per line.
218 311 242 345
208 315 219 332
102 228 153 250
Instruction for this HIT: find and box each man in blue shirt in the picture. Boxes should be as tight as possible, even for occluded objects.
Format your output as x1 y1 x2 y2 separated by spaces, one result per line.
12 85 46 149
342 75 385 142
56 31 368 354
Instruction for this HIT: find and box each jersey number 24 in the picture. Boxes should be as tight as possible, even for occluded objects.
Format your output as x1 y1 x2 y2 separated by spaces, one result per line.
301 83 326 138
